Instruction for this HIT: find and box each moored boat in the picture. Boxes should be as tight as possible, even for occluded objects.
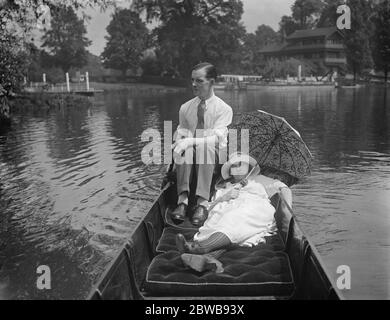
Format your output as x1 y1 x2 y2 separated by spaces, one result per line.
87 173 344 300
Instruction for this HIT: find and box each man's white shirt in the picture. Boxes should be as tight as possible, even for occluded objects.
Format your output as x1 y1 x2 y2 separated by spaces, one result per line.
176 92 233 149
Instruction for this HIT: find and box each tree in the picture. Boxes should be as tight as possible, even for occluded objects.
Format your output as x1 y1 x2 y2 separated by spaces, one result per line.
343 0 374 81
0 1 113 35
0 32 30 94
252 25 281 48
372 0 390 83
0 0 113 121
101 9 149 77
278 0 323 38
317 0 346 28
291 0 324 29
133 0 246 77
278 15 300 37
141 55 163 76
243 25 281 74
41 5 91 73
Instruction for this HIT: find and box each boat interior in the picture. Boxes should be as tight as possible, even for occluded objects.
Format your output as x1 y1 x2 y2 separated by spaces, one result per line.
88 168 343 300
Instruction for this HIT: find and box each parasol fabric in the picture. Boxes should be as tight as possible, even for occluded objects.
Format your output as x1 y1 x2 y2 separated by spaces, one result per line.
229 110 313 180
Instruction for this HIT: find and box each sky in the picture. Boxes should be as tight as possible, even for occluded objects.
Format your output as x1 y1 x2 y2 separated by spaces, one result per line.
85 0 295 56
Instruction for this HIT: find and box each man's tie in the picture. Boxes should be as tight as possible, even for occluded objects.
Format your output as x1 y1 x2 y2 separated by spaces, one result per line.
196 99 205 131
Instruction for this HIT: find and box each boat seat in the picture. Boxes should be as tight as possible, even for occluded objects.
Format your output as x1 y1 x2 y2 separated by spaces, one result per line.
143 227 294 297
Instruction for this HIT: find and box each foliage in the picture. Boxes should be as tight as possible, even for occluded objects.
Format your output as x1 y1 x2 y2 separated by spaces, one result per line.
291 0 324 28
242 25 281 74
343 0 374 79
0 0 112 96
74 52 107 81
0 0 114 34
371 0 390 81
262 58 316 80
317 0 346 27
250 25 281 49
133 0 246 77
41 5 91 73
278 0 323 36
101 9 149 76
0 31 30 94
140 55 163 76
278 15 300 37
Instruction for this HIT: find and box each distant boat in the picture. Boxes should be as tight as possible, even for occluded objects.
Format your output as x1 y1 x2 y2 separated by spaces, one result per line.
213 83 227 90
214 82 248 91
336 84 364 89
335 79 365 89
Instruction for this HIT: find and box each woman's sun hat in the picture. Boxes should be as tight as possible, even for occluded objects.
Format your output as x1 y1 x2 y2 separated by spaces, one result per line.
221 152 260 180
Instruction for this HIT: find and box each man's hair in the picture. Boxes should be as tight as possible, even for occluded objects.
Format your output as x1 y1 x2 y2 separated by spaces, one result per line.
192 62 217 81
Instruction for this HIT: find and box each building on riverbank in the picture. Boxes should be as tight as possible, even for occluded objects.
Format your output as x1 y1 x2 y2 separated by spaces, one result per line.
259 27 347 77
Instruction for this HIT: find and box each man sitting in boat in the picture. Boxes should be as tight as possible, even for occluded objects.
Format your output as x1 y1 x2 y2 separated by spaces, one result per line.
176 152 292 273
170 62 233 227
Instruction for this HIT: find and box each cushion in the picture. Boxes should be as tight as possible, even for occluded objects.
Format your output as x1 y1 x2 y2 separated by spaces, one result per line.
144 234 294 297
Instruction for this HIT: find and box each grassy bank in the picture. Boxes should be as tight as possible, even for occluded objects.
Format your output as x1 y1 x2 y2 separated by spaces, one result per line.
2 93 92 121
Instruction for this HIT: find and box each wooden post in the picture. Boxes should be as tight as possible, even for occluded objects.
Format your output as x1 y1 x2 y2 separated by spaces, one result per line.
298 65 302 82
86 71 90 91
66 73 70 92
43 73 46 83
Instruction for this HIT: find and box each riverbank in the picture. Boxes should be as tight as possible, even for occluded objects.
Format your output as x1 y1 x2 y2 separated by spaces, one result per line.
213 81 336 91
89 82 188 94
23 81 189 96
0 93 92 128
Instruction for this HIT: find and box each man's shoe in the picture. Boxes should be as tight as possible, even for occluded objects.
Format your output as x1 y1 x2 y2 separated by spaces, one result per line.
175 233 204 254
191 205 208 227
170 203 187 223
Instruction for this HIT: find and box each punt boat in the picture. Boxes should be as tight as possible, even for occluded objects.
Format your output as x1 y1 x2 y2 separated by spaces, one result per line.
88 170 344 300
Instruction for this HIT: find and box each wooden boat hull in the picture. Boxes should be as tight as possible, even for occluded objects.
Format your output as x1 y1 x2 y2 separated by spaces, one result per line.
88 182 344 300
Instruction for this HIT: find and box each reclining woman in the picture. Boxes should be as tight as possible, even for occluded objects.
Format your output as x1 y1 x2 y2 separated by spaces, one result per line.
176 152 292 273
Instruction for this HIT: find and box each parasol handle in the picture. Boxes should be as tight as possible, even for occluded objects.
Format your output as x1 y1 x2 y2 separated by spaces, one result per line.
207 164 259 212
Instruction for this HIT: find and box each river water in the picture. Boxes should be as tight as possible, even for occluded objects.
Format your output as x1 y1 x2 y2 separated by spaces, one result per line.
0 86 389 300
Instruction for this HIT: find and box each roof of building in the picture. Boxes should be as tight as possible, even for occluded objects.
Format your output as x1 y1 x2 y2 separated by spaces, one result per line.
258 43 287 54
286 27 341 40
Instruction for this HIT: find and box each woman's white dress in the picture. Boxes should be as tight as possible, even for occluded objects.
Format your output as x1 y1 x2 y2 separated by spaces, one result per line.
194 178 282 246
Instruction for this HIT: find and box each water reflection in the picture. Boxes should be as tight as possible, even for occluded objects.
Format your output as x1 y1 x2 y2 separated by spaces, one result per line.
0 86 389 299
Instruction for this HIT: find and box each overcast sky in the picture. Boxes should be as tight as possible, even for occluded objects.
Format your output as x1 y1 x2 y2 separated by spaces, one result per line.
85 0 295 56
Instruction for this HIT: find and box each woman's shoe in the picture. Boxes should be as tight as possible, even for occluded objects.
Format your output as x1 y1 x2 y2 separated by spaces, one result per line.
180 253 224 273
175 234 204 254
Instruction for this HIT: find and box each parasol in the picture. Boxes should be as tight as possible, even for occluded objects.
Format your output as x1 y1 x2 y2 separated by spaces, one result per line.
229 110 313 180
